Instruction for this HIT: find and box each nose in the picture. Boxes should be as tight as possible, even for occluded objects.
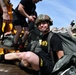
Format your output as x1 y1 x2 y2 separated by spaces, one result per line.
40 23 44 26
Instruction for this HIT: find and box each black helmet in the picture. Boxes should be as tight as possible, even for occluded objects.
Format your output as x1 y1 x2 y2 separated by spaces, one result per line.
35 14 53 26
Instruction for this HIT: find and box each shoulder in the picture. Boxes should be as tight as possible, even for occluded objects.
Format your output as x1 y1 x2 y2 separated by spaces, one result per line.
52 33 59 38
20 0 31 3
20 0 30 5
49 32 59 39
20 0 33 7
50 33 61 42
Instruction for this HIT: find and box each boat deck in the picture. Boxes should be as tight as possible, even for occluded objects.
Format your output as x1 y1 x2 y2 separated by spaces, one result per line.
0 63 29 75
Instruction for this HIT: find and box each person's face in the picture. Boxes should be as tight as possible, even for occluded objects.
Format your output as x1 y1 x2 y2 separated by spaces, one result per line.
32 0 41 3
38 21 49 33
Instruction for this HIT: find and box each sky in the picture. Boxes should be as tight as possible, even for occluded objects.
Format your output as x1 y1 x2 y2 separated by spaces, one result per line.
11 0 76 28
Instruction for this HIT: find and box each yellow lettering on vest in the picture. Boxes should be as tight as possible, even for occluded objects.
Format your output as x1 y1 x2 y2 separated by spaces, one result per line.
41 41 48 46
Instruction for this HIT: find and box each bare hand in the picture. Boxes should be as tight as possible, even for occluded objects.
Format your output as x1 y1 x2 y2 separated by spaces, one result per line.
28 15 36 22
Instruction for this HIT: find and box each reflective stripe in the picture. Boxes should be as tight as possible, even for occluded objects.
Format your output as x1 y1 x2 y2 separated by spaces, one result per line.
40 58 43 67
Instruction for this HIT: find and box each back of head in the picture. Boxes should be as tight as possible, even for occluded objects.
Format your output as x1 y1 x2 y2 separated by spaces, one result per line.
72 25 76 36
72 25 76 31
35 14 53 27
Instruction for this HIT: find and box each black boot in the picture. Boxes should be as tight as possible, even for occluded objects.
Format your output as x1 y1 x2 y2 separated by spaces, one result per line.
18 43 25 51
11 43 19 50
0 54 5 62
14 44 19 50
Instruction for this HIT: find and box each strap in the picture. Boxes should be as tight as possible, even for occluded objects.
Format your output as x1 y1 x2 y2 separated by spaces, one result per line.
48 32 53 53
31 41 39 52
47 32 55 64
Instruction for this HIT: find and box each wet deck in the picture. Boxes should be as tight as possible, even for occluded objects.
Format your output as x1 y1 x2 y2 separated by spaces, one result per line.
0 63 29 75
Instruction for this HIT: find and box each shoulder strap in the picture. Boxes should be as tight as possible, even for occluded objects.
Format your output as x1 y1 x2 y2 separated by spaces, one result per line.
47 32 55 64
47 32 53 53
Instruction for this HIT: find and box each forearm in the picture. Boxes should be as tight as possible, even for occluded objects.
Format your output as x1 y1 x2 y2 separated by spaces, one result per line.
0 0 8 12
5 53 20 60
